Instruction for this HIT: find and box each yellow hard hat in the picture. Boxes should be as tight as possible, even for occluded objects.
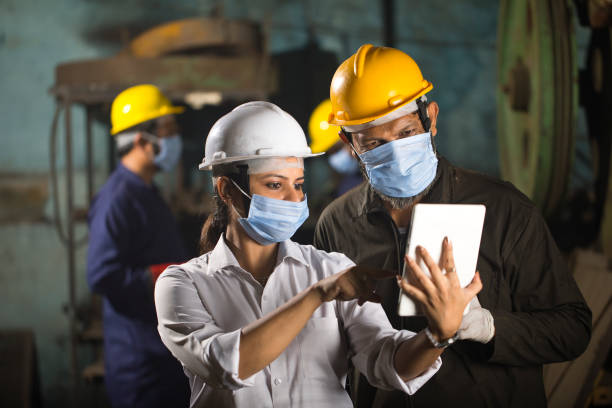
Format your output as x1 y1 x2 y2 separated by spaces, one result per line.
328 44 433 127
110 84 185 135
308 99 340 153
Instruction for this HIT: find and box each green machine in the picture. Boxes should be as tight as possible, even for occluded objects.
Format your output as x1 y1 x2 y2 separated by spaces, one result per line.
497 0 577 218
498 1 612 406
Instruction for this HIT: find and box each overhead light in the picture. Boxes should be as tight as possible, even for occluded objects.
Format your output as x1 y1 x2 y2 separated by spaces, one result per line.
184 91 223 109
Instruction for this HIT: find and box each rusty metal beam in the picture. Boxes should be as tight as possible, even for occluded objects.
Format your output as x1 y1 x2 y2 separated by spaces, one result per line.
51 55 276 105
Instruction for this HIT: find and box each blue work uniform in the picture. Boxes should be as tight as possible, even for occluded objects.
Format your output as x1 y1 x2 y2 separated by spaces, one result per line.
87 163 190 408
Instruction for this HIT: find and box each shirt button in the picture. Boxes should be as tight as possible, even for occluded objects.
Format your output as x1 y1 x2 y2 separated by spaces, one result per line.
274 378 282 386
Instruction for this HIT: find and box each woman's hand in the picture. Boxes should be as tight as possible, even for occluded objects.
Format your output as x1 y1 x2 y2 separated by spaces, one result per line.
397 237 482 342
314 266 395 305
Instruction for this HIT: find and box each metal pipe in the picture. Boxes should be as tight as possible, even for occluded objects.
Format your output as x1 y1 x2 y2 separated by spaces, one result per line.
64 98 79 403
382 0 395 47
86 106 94 206
50 104 68 244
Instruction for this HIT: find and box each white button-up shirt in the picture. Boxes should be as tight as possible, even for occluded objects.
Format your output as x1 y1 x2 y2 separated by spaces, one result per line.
155 236 441 408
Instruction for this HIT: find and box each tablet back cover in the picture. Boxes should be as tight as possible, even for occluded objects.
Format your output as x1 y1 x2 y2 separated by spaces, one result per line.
398 203 486 316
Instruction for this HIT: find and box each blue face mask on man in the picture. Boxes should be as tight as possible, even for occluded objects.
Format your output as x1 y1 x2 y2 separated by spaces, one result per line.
357 132 438 198
231 180 309 246
154 134 183 172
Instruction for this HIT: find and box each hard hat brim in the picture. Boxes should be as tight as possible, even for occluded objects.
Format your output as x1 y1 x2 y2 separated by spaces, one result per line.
328 84 433 127
198 152 324 171
111 105 185 135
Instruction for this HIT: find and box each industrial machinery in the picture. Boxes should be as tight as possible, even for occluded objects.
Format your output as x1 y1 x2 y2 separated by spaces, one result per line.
498 1 612 406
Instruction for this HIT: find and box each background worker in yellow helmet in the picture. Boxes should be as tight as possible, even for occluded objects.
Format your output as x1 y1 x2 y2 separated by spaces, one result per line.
314 44 591 408
308 99 361 197
87 84 190 408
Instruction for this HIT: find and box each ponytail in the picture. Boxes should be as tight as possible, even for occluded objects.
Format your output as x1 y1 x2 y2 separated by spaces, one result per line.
199 194 229 254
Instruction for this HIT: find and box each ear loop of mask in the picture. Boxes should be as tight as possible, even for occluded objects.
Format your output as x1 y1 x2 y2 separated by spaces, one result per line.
227 165 252 219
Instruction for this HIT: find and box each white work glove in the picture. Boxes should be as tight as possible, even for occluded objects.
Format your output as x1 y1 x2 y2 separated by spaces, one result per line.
457 296 495 343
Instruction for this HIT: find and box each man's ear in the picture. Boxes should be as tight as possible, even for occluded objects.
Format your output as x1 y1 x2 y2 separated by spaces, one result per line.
132 132 144 146
427 101 440 136
133 132 154 152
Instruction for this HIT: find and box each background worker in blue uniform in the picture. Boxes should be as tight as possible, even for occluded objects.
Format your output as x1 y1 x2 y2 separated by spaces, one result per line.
87 84 190 408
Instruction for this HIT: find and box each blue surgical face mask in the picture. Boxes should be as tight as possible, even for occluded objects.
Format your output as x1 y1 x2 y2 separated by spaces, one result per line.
231 180 309 246
357 132 438 198
154 134 182 172
329 148 359 175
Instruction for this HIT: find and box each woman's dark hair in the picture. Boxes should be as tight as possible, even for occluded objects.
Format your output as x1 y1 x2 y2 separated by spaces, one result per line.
199 193 229 254
198 167 250 254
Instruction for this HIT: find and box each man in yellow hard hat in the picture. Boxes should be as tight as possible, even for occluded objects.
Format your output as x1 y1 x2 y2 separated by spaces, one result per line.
314 45 591 407
86 84 189 408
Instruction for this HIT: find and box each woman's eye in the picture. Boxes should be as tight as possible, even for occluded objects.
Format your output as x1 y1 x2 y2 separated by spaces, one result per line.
266 182 282 189
294 183 304 191
400 129 416 137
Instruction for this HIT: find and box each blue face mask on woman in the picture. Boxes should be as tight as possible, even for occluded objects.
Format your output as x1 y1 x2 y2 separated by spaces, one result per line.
154 134 183 172
357 132 438 198
231 180 309 246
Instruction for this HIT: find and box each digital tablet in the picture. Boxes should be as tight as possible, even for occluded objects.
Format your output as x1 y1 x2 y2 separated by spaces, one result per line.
398 203 486 316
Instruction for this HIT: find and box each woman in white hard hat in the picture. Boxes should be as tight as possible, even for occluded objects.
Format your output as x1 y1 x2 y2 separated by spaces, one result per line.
154 101 481 408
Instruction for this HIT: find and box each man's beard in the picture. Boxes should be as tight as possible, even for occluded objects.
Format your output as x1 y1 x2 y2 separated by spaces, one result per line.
359 163 437 210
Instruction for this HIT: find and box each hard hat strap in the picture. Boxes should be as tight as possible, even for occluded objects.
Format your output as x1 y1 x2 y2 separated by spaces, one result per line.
415 97 431 132
339 129 351 145
342 131 365 167
333 127 363 169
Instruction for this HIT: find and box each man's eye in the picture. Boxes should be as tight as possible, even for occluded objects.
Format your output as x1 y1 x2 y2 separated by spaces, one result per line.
360 140 379 150
400 129 417 137
266 182 282 189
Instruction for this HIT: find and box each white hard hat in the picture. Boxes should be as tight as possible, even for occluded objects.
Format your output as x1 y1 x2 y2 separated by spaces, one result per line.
199 101 323 170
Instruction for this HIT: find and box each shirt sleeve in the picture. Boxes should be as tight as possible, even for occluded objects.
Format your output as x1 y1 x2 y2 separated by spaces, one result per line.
87 196 153 317
486 207 592 365
154 267 255 390
338 298 441 394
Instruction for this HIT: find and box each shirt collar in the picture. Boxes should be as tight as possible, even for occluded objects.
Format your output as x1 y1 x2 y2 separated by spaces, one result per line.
277 239 310 267
117 163 143 183
207 235 310 272
357 155 453 216
117 163 157 191
208 234 242 271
